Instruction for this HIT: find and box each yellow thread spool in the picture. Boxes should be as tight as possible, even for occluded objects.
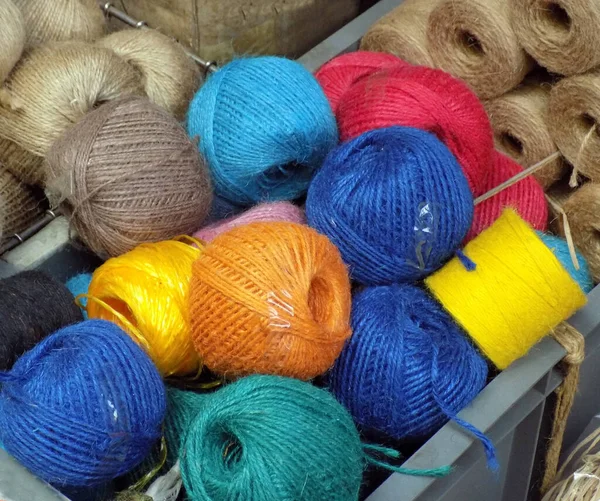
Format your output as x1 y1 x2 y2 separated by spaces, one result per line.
87 239 202 377
426 210 587 370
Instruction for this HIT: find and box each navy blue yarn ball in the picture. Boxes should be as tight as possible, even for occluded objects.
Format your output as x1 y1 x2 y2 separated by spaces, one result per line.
0 320 166 487
306 126 474 285
329 285 488 440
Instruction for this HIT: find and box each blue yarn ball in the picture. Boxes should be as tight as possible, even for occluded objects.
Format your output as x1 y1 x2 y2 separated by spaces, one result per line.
66 273 93 319
306 126 474 285
330 285 488 439
187 56 338 206
0 320 166 487
536 232 594 294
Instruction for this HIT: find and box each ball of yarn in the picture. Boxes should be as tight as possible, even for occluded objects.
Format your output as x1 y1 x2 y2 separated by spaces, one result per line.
166 376 364 501
314 51 407 113
87 240 201 377
335 65 493 195
96 29 201 120
0 319 166 486
189 222 352 380
0 137 44 186
536 232 594 293
306 126 474 285
426 209 587 370
187 56 338 206
45 96 213 257
0 270 83 370
0 0 25 89
194 201 305 242
14 0 105 48
466 151 547 241
66 273 92 318
330 284 488 439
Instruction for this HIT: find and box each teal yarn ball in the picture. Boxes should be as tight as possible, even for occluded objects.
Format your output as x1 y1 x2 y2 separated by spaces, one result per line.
186 56 338 206
166 376 365 501
66 273 93 318
536 231 594 293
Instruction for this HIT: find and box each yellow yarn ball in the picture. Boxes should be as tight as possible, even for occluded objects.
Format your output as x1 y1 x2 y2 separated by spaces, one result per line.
426 209 587 370
86 239 202 377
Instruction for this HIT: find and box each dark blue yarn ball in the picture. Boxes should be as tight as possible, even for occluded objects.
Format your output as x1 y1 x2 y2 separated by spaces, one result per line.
329 284 488 439
306 126 474 285
0 320 166 487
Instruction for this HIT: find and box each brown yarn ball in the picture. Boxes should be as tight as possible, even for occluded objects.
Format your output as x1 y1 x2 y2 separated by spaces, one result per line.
0 42 145 184
360 0 436 67
97 29 201 120
510 0 600 76
427 0 532 99
548 71 600 181
0 137 44 185
484 83 565 189
0 0 25 88
45 96 213 258
13 0 106 48
558 183 600 282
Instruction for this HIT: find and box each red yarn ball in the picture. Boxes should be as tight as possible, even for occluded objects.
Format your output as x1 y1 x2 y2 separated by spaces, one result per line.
315 51 408 114
336 66 493 195
466 151 548 242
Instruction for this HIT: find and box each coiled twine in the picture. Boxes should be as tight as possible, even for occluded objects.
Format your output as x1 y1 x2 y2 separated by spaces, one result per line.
97 29 201 120
335 65 493 195
189 222 352 380
87 240 202 377
45 96 213 258
0 320 166 486
0 0 25 88
306 126 474 285
0 164 44 239
186 56 338 206
166 376 365 501
426 209 587 370
0 137 44 186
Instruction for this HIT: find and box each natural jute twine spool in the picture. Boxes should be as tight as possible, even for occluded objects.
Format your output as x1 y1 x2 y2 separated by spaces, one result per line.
0 0 25 92
427 0 532 99
484 83 565 189
360 0 437 67
0 138 43 186
510 0 600 76
97 29 201 120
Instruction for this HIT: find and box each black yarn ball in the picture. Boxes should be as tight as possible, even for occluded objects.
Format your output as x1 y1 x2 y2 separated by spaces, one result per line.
0 270 83 369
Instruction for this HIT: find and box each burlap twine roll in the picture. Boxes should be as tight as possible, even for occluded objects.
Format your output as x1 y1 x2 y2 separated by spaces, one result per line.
97 29 201 120
0 138 43 186
0 0 25 91
13 0 106 48
510 0 600 76
427 0 532 99
484 83 565 189
360 0 437 67
548 71 600 182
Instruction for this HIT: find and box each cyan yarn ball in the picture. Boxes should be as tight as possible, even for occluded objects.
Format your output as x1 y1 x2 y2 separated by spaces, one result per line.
187 56 338 206
0 320 166 487
537 232 594 293
306 126 474 285
330 285 488 439
66 273 93 318
167 376 365 501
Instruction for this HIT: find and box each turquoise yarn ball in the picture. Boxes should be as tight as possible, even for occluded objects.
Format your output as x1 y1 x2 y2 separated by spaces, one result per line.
66 273 93 319
186 57 338 206
166 376 364 501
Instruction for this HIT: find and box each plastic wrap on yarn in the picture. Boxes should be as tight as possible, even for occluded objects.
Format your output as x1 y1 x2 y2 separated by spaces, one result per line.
314 51 407 114
466 151 547 242
330 285 488 441
189 222 352 380
45 96 213 258
0 270 82 370
187 56 338 206
336 65 493 195
0 0 25 90
87 240 202 377
13 0 105 48
167 376 364 501
306 126 474 285
536 232 593 293
194 201 305 242
426 209 587 370
66 273 93 318
427 0 531 99
97 29 201 120
0 319 166 487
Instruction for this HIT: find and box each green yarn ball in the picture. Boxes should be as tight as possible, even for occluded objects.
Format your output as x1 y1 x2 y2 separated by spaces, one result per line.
166 376 365 501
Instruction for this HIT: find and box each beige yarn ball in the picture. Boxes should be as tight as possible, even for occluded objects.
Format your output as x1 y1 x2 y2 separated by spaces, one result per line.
0 137 43 186
0 0 25 88
97 29 201 120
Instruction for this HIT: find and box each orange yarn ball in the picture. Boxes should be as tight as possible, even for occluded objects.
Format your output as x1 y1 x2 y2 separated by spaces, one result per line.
189 222 352 380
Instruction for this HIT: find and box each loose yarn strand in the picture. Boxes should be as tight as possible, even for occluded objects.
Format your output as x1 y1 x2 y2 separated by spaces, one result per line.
570 125 597 188
546 195 580 271
362 444 452 477
127 436 168 493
